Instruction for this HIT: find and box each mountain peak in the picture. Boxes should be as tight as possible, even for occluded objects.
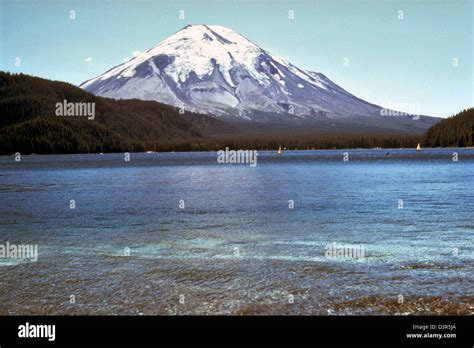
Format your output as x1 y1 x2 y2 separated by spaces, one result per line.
162 24 258 51
80 25 385 121
179 24 240 35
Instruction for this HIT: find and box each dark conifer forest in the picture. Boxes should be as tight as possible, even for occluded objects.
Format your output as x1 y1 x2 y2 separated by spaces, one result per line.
422 108 474 147
1 72 471 154
0 72 230 154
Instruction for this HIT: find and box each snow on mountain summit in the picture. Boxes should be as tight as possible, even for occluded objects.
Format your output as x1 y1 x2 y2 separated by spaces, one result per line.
82 25 265 88
80 24 381 119
150 24 267 87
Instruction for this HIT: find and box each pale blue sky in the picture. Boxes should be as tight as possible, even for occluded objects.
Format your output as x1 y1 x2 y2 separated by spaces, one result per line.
1 0 472 117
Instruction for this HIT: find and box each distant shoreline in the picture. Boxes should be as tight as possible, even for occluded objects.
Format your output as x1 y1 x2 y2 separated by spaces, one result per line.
2 146 473 157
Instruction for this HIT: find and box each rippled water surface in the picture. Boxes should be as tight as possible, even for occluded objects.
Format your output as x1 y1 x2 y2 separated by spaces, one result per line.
0 149 473 315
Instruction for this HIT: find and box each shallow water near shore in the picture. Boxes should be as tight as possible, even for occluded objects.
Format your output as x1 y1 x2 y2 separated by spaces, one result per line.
0 149 473 315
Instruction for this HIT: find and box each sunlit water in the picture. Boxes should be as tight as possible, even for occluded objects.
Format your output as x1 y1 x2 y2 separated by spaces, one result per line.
0 149 472 315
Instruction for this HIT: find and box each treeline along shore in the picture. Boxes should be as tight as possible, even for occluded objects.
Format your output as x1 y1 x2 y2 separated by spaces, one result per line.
0 72 472 154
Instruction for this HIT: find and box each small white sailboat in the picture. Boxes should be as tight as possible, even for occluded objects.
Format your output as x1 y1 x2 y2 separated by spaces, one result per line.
276 145 283 155
416 143 422 151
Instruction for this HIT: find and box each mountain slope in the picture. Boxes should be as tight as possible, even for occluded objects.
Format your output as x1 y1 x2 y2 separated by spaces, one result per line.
423 108 474 147
0 72 232 154
80 24 379 118
80 24 438 133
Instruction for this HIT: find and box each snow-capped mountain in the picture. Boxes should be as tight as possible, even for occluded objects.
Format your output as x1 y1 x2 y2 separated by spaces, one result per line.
80 25 436 131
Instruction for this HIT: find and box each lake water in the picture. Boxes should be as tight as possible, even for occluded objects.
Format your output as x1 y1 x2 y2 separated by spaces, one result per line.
0 149 472 315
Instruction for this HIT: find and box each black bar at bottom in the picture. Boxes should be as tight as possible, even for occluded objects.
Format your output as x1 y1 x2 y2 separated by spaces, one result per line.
0 316 472 347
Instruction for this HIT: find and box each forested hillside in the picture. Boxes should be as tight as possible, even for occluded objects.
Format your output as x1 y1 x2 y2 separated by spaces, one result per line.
0 72 231 154
423 108 474 147
2 72 466 154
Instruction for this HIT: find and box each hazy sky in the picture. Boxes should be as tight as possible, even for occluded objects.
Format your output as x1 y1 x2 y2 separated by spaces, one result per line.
1 0 472 117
